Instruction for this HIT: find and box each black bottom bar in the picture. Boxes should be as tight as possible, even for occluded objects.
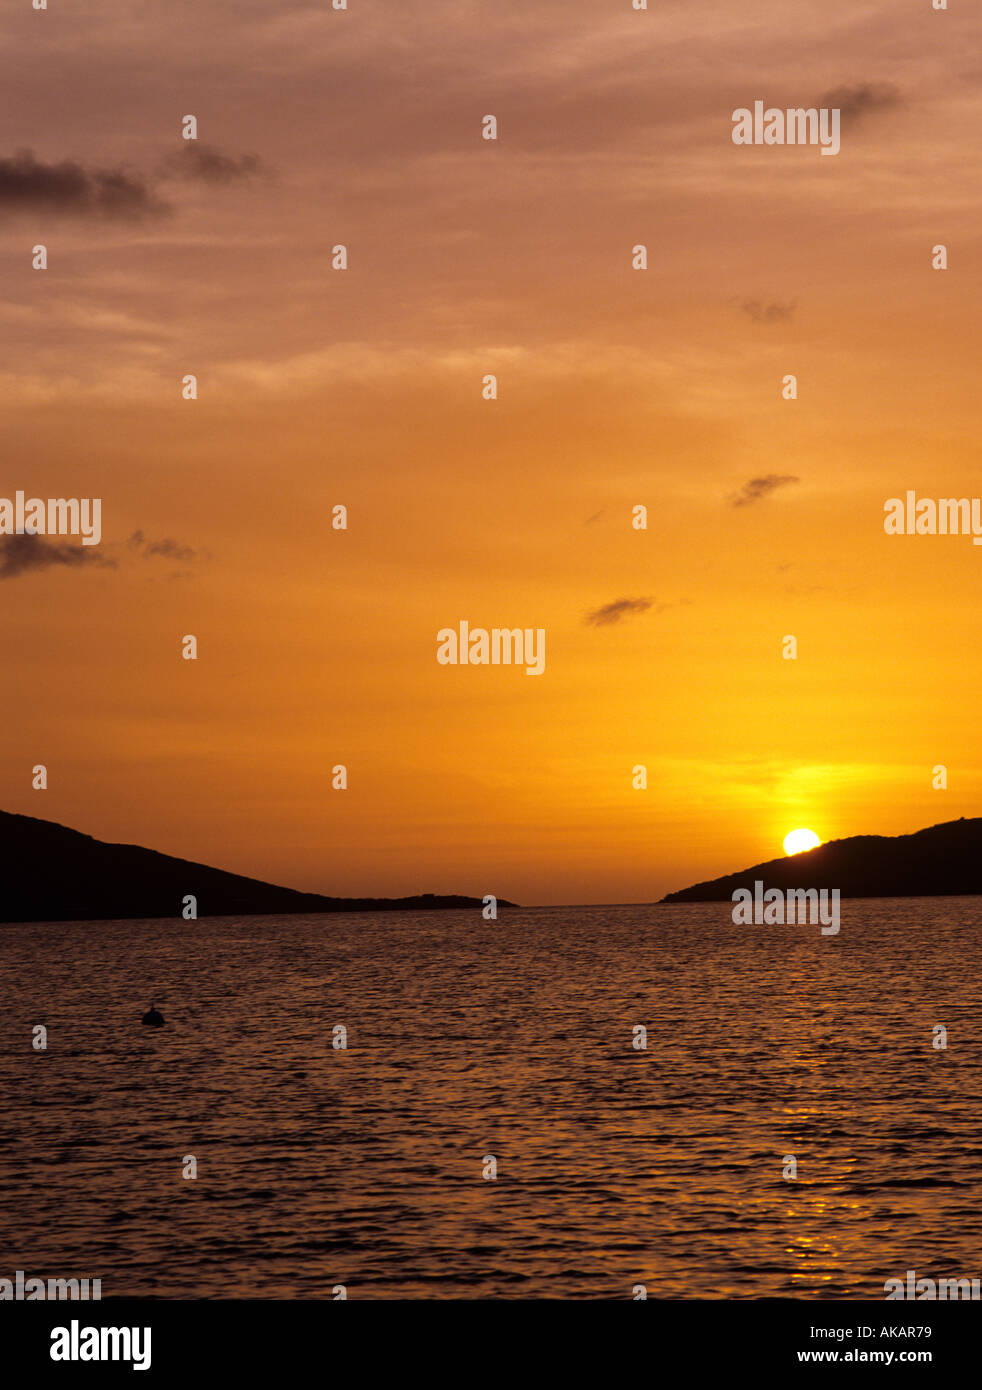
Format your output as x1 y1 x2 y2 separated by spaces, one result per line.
2 1298 977 1377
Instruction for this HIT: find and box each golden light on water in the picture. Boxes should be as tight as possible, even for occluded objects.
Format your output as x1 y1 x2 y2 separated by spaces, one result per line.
784 828 822 856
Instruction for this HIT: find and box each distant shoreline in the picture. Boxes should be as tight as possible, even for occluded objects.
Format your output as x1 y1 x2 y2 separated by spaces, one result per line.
0 808 517 924
5 892 982 931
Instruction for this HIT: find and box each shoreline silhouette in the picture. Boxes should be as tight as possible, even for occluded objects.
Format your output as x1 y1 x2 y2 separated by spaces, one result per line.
660 817 982 903
0 809 517 924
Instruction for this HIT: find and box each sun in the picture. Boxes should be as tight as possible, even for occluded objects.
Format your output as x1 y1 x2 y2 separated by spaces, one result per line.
783 828 821 856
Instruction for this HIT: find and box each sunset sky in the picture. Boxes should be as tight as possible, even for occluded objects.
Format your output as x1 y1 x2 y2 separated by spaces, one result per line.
2 0 980 905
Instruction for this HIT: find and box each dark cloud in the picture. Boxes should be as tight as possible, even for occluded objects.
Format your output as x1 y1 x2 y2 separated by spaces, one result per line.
821 83 902 123
128 531 197 561
0 149 167 219
732 475 799 508
585 597 653 627
160 144 264 184
0 143 261 221
740 299 795 325
0 535 115 580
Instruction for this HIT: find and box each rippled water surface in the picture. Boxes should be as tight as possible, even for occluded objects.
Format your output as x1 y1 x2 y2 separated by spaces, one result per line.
2 900 981 1298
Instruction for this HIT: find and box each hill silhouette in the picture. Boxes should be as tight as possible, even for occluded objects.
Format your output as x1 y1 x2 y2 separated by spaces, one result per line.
0 810 515 923
660 817 982 903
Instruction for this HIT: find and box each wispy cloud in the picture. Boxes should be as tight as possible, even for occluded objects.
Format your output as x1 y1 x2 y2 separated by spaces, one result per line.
160 144 265 185
740 299 795 325
731 475 799 508
585 597 654 626
821 82 902 124
128 531 197 562
0 535 115 580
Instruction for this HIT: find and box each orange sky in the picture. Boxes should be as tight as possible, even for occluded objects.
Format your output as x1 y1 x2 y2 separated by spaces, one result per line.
2 1 980 904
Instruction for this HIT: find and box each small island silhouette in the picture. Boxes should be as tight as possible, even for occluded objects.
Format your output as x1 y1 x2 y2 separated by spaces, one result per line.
660 817 982 903
0 810 516 923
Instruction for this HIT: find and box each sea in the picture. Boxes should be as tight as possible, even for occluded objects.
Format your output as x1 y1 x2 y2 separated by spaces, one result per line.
1 898 980 1300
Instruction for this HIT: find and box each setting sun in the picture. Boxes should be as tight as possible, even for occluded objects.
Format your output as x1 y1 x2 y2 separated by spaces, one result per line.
783 828 822 856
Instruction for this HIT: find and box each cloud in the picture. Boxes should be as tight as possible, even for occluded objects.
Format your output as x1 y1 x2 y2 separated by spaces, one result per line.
740 299 795 325
0 143 261 224
731 475 799 508
0 535 115 580
160 145 264 184
0 149 167 219
821 83 902 123
128 531 197 561
585 597 654 626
